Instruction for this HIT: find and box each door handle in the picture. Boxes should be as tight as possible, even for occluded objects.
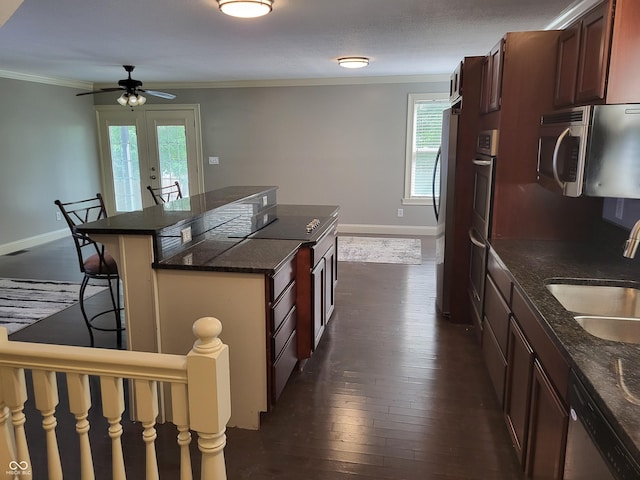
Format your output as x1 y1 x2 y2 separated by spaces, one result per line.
552 127 571 189
432 146 442 222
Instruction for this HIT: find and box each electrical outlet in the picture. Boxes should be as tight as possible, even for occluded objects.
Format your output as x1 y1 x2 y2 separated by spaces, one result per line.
55 212 62 221
397 208 404 217
181 226 192 244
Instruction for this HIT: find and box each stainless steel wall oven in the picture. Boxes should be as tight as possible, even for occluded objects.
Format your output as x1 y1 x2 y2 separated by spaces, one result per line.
468 130 498 329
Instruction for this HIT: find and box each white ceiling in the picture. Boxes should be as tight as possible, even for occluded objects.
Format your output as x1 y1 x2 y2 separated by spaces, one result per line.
0 0 595 88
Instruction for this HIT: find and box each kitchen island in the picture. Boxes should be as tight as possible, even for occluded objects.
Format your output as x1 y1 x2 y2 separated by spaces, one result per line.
78 186 339 429
488 229 640 474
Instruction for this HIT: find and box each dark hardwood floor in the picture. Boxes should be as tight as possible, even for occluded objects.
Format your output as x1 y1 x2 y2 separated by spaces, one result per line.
1 236 523 479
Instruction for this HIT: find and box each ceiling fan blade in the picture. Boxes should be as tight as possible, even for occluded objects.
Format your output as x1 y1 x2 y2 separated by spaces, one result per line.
76 87 124 97
142 89 176 100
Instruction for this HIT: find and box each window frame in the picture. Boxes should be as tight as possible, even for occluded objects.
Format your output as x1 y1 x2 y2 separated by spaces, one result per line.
403 93 450 206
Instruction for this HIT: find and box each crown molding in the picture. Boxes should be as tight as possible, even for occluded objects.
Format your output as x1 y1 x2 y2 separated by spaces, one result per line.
545 0 602 30
0 69 93 89
95 73 450 91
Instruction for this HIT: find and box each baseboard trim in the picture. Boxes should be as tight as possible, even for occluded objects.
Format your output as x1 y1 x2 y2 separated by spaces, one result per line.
337 224 436 236
0 229 69 256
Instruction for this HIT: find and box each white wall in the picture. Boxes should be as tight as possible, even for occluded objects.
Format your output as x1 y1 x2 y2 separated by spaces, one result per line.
0 77 101 250
96 80 448 232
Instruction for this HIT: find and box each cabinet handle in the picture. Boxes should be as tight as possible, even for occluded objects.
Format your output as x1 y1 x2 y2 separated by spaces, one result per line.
473 159 493 166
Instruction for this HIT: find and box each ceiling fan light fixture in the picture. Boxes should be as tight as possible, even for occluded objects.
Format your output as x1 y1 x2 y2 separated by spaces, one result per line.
217 0 273 18
338 57 370 69
136 94 147 106
117 93 128 106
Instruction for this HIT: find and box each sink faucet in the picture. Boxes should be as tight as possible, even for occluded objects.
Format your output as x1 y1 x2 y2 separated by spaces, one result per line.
623 219 640 258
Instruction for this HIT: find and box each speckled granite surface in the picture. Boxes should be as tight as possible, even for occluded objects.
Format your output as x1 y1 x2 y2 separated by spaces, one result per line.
490 237 640 462
158 238 302 274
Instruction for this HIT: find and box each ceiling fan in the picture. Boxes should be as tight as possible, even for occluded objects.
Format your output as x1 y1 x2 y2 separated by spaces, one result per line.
76 65 176 106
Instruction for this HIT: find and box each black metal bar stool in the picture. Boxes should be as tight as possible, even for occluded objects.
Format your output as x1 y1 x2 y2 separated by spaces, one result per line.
54 193 124 348
146 181 183 204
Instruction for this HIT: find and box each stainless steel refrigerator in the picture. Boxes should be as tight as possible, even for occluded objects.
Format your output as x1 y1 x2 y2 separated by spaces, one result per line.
434 107 459 316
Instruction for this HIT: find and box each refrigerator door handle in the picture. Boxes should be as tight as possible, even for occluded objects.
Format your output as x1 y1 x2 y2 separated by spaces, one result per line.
432 146 442 222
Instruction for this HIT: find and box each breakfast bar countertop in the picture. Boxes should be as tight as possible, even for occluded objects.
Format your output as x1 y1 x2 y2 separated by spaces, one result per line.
490 237 640 463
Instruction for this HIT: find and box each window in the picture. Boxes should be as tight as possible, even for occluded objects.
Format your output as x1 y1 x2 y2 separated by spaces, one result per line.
403 93 450 205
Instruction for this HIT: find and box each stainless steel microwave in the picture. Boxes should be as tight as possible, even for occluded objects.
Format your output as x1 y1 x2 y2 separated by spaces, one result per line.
537 104 640 198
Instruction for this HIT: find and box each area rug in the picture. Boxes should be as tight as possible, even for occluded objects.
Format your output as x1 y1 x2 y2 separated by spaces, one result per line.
337 236 422 265
0 278 106 335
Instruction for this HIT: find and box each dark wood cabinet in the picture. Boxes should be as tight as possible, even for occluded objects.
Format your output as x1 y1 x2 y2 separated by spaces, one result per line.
297 221 338 359
526 361 569 479
574 2 611 104
481 248 570 477
449 61 463 105
268 254 298 403
553 0 640 107
505 317 535 463
553 23 582 106
481 38 504 113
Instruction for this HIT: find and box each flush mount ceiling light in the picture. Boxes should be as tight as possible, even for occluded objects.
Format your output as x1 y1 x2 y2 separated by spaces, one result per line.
217 0 273 18
338 57 370 69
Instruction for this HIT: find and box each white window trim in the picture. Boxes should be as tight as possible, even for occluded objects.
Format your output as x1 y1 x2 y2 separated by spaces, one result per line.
403 92 449 206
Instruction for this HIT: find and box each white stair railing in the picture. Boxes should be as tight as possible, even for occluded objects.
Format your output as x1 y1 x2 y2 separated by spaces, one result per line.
0 316 231 480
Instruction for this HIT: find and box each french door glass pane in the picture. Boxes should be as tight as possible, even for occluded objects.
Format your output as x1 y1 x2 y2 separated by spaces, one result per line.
156 125 189 197
108 126 142 212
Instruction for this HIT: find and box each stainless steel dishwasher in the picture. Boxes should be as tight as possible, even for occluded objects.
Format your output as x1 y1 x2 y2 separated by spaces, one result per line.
564 371 640 479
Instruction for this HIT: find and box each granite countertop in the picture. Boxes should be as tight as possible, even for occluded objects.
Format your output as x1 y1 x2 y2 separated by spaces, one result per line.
77 186 277 235
490 237 640 461
157 238 302 274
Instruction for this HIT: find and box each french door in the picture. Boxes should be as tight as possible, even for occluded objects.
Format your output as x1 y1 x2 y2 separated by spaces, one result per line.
96 105 203 214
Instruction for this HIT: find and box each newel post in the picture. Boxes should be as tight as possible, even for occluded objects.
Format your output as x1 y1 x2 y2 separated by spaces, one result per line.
187 317 231 480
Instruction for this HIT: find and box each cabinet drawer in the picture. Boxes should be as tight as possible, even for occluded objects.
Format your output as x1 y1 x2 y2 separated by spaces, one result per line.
271 254 297 301
272 331 298 402
484 275 510 356
511 288 569 403
482 321 507 408
311 223 336 266
487 248 511 304
271 281 296 332
273 306 296 359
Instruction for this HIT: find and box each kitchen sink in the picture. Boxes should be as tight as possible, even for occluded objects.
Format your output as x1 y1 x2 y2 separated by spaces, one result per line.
546 283 640 318
575 316 640 344
546 282 640 344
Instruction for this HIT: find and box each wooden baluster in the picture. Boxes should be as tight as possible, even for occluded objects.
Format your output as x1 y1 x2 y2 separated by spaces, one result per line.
100 376 126 480
0 366 31 479
134 379 159 480
32 370 62 480
187 317 231 480
66 373 95 480
171 383 193 480
0 399 17 480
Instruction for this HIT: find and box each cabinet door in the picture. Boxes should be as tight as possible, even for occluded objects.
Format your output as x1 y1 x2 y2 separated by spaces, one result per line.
504 317 534 463
575 2 612 103
450 61 463 104
480 39 504 113
324 244 336 322
554 23 581 107
311 257 326 349
525 360 568 480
